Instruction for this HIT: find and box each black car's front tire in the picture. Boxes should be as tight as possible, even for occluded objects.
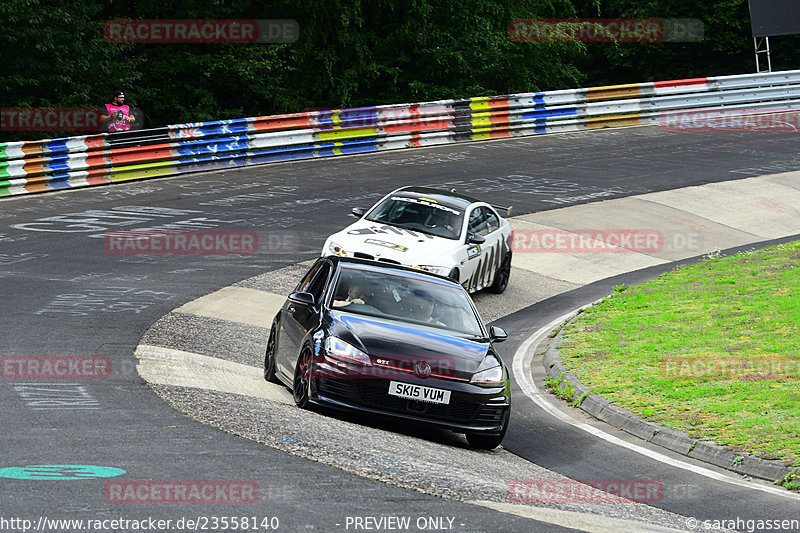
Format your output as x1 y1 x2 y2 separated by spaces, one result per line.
263 327 279 384
465 407 509 450
489 253 511 294
293 350 313 409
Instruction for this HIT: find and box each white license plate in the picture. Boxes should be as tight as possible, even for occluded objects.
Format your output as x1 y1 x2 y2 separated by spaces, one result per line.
388 381 451 405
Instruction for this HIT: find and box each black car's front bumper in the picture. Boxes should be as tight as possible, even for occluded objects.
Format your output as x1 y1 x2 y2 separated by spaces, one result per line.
309 362 510 434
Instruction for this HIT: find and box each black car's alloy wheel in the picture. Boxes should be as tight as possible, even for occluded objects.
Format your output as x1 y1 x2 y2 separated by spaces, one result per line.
293 350 313 409
263 327 279 383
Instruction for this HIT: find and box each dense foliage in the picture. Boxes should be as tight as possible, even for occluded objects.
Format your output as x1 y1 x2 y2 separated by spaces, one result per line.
1 0 798 141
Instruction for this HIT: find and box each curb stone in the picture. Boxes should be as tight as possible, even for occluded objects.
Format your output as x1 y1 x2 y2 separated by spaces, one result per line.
538 316 796 485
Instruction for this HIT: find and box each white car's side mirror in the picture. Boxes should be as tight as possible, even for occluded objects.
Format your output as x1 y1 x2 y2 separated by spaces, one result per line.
467 233 486 245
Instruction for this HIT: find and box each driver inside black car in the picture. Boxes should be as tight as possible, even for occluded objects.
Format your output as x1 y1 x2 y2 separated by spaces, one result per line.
332 283 370 308
411 290 446 327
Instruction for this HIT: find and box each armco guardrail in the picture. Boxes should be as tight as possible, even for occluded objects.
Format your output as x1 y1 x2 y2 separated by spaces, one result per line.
3 69 800 197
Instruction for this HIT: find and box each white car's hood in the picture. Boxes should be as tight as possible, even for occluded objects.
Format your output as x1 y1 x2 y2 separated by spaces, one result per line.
326 219 460 266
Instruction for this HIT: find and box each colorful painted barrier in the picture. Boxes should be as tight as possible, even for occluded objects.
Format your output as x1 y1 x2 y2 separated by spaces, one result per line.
3 69 800 197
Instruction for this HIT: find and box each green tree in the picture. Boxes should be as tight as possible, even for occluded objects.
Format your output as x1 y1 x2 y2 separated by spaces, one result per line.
0 0 137 141
99 0 297 124
280 0 587 108
6 0 795 143
571 0 799 85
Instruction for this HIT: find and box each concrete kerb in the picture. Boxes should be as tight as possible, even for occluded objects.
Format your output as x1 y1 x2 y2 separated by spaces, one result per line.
537 312 796 484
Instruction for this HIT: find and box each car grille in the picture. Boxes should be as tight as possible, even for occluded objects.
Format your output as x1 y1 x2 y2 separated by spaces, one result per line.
355 381 483 422
352 252 401 265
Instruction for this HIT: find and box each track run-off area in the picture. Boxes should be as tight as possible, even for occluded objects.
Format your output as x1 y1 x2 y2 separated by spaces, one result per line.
2 124 800 532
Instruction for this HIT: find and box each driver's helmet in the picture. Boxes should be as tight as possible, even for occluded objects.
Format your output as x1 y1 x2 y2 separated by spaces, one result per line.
426 208 449 226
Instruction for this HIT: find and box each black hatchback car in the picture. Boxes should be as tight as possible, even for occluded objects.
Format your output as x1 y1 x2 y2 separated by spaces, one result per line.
264 256 511 449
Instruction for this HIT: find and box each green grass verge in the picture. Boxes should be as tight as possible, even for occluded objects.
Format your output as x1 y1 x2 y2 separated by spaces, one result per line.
558 242 800 467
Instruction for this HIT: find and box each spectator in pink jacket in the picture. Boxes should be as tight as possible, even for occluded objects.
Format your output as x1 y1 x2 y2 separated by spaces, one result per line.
100 90 136 132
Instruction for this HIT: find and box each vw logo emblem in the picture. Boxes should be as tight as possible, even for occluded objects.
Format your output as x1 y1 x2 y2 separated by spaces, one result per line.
414 361 432 378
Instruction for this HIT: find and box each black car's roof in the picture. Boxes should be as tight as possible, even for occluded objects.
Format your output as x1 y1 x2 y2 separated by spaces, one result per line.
389 187 481 211
325 256 458 286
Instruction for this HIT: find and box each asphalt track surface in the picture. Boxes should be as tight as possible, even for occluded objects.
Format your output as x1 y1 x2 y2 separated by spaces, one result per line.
2 125 800 532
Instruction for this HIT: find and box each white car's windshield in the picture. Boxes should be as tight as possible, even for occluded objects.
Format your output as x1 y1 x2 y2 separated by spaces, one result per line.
331 266 483 336
365 196 463 239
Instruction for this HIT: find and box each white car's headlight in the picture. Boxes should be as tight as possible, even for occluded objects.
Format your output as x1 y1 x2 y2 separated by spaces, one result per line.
327 241 348 257
324 337 371 366
412 265 450 276
471 355 504 384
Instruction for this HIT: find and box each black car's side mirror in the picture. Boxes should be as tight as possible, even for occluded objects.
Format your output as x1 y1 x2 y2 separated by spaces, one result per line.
288 291 316 307
489 326 508 342
467 233 486 245
351 207 366 218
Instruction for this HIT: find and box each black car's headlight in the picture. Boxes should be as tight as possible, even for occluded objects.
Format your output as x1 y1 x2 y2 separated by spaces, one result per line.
471 355 504 384
324 336 371 366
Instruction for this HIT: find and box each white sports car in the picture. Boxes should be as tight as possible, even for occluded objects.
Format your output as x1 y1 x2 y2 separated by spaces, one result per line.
322 187 512 293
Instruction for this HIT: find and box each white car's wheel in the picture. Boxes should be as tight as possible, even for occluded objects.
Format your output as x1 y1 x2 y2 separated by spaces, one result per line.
489 253 511 294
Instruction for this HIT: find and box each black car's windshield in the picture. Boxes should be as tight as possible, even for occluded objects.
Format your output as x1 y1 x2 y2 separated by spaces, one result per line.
330 266 483 336
365 195 464 239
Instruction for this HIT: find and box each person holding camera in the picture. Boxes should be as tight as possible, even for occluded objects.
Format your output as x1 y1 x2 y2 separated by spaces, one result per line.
100 90 136 132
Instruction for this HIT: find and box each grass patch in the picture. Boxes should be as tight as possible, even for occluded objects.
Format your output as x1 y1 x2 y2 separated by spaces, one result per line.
545 372 575 403
558 241 800 467
776 469 800 490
